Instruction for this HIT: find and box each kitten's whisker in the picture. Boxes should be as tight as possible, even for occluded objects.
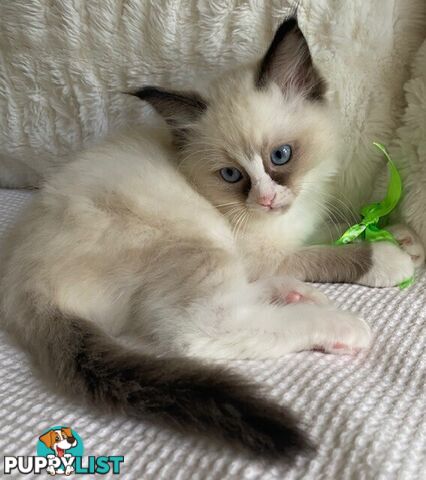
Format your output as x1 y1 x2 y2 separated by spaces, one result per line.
307 197 338 242
231 209 248 239
215 201 244 209
302 182 359 226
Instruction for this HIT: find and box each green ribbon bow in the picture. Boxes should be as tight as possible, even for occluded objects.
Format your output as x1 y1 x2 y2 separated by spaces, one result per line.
335 142 414 289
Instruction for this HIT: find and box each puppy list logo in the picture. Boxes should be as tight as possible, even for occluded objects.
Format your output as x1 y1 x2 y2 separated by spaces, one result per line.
3 426 124 476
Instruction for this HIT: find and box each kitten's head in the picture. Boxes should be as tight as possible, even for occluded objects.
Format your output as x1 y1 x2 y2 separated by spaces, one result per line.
133 18 338 225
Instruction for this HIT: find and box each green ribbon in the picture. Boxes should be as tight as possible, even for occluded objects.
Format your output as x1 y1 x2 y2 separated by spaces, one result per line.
335 142 413 289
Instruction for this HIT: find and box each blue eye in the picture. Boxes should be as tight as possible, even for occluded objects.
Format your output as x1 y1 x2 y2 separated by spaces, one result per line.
220 167 243 183
270 144 292 166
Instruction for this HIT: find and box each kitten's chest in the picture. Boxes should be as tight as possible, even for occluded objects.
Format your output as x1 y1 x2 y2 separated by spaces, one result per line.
237 215 316 278
240 230 296 264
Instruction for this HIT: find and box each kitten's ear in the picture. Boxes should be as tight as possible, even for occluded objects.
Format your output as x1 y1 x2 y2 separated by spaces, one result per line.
256 17 326 101
130 87 208 144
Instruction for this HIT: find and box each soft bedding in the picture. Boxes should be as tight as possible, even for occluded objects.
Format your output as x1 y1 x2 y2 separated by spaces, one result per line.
0 188 424 479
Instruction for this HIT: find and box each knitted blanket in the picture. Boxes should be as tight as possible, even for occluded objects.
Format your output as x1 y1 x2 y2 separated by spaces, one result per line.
0 189 425 479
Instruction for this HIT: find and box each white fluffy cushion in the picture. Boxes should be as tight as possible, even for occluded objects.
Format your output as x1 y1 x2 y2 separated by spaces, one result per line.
393 39 426 247
0 1 424 202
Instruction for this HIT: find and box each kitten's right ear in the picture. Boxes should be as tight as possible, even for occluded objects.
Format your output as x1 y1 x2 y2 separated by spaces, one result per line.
129 87 208 144
256 17 326 101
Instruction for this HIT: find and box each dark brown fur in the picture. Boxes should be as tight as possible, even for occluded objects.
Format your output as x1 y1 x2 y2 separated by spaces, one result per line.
283 244 373 283
256 17 326 101
130 87 208 147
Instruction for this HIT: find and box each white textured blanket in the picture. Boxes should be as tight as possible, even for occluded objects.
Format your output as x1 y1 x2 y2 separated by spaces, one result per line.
0 189 424 479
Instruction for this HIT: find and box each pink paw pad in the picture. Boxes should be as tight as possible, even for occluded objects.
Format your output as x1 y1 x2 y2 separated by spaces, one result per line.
331 342 361 354
284 291 303 304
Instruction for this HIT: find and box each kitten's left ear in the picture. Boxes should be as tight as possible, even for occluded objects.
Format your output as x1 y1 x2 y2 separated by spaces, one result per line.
130 87 208 144
256 17 326 101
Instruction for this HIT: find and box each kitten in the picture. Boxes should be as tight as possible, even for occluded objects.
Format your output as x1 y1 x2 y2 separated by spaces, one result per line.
0 18 422 458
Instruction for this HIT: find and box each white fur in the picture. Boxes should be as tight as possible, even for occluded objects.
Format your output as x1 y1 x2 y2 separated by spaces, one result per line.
357 225 425 287
358 242 414 288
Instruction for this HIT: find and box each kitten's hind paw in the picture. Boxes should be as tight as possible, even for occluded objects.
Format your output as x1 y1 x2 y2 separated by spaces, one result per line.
311 310 371 355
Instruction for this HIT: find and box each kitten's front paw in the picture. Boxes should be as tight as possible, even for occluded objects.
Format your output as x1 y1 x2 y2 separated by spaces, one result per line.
358 241 415 287
268 276 330 305
314 310 371 355
387 224 425 268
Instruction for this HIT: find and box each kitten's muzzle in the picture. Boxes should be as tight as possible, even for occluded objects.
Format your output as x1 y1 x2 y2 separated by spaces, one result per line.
258 193 276 208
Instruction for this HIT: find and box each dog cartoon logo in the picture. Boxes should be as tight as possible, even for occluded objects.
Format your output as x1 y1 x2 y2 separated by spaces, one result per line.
37 426 84 476
4 426 124 476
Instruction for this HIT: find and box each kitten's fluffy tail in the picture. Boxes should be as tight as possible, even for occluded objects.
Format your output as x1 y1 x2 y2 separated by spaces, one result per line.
28 310 312 458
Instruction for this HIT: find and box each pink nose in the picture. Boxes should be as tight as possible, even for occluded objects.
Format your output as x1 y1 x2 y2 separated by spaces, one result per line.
258 193 276 208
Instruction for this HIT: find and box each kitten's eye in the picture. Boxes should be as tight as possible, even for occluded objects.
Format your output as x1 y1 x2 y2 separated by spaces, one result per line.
220 167 243 183
270 144 292 166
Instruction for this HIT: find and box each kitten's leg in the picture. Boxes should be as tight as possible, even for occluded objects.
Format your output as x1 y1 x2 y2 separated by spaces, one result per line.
280 241 416 287
181 300 371 360
175 280 370 358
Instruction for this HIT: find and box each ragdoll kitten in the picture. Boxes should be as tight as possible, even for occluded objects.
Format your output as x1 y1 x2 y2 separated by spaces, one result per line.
0 18 423 457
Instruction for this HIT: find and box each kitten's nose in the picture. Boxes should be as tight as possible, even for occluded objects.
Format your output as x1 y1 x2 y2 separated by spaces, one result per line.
258 193 276 208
